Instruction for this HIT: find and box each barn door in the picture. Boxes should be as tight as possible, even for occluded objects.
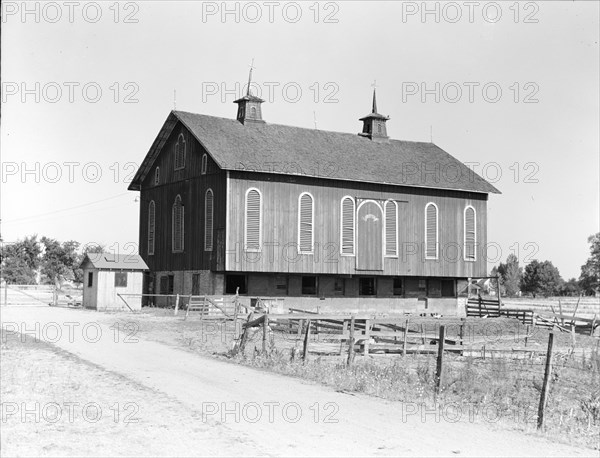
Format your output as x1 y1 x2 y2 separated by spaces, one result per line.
356 200 383 270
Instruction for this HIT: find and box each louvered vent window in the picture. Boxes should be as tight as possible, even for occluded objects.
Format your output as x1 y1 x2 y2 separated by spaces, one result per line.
154 167 160 185
245 189 261 251
341 197 355 255
425 203 438 259
205 189 214 251
174 134 186 170
172 195 184 252
464 206 476 261
148 200 155 255
385 200 398 257
201 154 207 175
298 193 314 253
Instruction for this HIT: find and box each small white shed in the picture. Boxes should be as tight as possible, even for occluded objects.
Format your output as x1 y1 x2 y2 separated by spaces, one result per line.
81 254 148 311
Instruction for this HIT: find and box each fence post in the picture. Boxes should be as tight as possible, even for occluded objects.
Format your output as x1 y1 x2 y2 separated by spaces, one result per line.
236 312 254 356
402 318 409 357
363 319 371 356
174 294 180 315
341 318 349 355
297 319 304 344
302 319 312 361
435 325 446 397
347 315 356 366
537 332 554 430
262 315 269 354
233 291 240 331
459 318 465 355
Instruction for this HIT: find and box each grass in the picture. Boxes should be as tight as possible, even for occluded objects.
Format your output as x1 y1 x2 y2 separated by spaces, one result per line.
233 348 600 449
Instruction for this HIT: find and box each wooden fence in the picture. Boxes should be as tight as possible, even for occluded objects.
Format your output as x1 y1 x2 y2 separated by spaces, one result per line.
466 297 597 335
233 312 488 360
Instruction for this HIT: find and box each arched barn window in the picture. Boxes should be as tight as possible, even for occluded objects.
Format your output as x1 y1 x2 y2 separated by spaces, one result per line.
172 195 184 252
205 189 214 251
464 206 476 261
201 154 208 175
174 134 186 170
245 188 261 251
154 167 160 185
298 192 314 254
340 196 355 255
425 203 438 259
385 200 398 257
148 200 155 255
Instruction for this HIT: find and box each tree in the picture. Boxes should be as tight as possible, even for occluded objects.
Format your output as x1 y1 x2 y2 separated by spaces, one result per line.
560 278 581 296
496 254 522 297
0 235 42 284
39 237 81 286
521 260 564 297
73 243 106 284
490 265 503 295
579 233 600 296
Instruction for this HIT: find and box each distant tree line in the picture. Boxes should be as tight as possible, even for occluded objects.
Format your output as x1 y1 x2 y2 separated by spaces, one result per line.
2 232 599 297
491 232 600 297
0 235 105 287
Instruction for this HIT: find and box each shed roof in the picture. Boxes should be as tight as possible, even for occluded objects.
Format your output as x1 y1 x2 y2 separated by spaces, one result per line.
80 253 149 271
128 111 500 195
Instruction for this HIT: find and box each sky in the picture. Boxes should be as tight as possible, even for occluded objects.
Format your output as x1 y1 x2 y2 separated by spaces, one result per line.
1 1 599 279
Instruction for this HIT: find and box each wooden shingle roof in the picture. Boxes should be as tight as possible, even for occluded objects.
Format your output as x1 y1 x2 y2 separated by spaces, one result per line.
128 111 500 194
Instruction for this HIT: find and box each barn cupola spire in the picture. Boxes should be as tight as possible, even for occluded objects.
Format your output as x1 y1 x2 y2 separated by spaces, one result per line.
234 59 265 125
359 82 389 142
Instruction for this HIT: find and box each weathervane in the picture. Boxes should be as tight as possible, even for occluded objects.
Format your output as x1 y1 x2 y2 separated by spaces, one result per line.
246 58 256 96
371 79 379 113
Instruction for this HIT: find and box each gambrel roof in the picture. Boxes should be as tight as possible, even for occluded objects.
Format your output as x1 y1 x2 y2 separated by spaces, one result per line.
128 111 500 194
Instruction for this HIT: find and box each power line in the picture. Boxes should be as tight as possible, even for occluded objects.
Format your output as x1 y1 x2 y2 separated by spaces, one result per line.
2 193 132 224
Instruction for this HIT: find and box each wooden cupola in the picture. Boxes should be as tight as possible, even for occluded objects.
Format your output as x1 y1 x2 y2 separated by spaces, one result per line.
359 89 390 142
234 63 265 125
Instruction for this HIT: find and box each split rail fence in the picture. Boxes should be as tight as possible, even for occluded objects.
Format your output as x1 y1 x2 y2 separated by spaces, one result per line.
231 309 555 361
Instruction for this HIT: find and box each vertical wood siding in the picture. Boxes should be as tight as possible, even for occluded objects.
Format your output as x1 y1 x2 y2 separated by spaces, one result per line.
138 122 226 272
226 172 488 277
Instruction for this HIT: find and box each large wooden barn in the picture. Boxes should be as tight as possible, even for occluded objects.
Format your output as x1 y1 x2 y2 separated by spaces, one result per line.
128 88 500 313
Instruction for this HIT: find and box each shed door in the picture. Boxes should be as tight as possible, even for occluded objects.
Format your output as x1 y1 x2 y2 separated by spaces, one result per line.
356 200 383 270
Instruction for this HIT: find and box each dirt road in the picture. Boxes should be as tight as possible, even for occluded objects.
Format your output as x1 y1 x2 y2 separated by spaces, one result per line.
1 306 595 457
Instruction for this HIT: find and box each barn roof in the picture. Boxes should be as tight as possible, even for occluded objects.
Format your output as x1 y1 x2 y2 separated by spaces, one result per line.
80 253 149 271
128 111 500 194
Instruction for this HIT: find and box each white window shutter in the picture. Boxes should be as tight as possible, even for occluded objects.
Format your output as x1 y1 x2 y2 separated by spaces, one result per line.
425 203 438 259
385 201 397 256
464 206 476 260
299 193 313 253
205 190 214 251
245 189 261 251
341 197 355 255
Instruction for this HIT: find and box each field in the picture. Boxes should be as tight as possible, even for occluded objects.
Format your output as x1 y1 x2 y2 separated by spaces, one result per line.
501 296 600 319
